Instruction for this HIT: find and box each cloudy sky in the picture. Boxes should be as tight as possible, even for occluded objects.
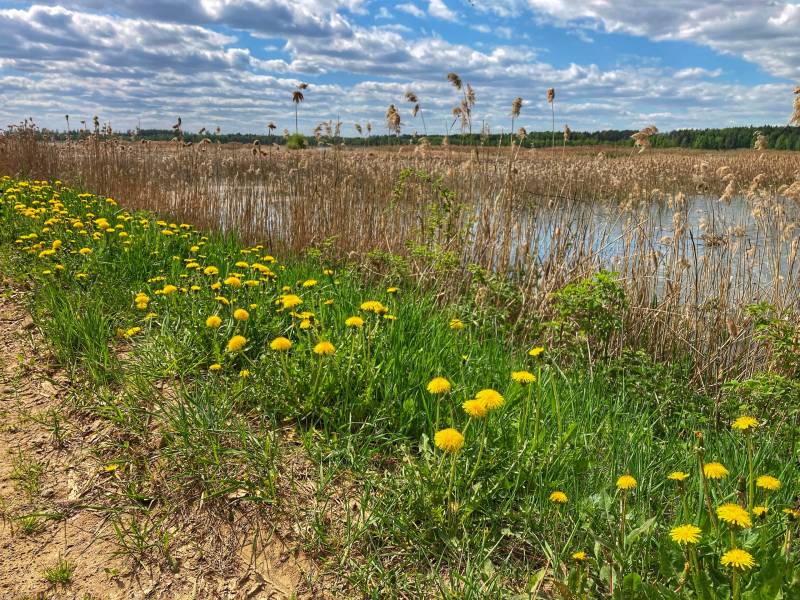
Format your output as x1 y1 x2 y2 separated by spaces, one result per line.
1 1 798 135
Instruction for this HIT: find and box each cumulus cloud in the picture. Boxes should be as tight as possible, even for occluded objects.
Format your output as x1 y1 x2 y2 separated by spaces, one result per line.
0 1 796 133
492 1 800 79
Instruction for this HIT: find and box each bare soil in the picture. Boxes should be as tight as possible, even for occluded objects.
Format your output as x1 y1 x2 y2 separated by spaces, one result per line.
0 283 331 599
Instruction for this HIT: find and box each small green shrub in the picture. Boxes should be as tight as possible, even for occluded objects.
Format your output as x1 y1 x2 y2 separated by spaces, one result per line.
286 133 307 150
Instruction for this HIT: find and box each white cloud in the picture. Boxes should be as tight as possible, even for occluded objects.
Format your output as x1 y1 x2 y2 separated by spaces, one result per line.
503 1 800 79
396 3 425 19
428 0 457 22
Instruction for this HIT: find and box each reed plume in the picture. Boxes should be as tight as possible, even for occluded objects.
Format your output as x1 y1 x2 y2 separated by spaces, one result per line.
292 84 307 134
511 97 523 142
447 72 462 90
791 86 800 126
385 104 401 138
753 130 768 151
405 90 427 135
547 88 555 150
631 125 658 153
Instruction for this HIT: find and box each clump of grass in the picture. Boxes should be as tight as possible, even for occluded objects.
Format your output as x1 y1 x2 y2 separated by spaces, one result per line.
43 556 75 585
10 451 45 499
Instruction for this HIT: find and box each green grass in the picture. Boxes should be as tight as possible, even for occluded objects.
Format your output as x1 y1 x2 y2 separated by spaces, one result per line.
43 557 75 585
1 177 798 598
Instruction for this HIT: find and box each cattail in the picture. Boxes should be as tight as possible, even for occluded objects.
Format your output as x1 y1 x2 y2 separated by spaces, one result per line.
547 88 554 104
511 97 522 119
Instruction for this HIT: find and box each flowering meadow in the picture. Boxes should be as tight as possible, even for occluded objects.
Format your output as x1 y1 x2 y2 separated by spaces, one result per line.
1 176 798 598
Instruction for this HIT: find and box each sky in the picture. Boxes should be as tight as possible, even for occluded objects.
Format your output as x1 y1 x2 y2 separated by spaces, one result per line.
0 1 798 135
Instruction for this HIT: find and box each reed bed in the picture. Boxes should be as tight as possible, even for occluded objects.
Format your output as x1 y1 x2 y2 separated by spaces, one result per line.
2 128 800 391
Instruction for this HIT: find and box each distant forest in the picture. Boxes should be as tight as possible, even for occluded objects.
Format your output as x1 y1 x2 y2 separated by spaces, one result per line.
52 124 800 150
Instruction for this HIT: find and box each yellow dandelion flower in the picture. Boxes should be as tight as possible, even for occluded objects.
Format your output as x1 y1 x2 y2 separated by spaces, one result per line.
239 369 250 378
571 551 587 561
224 276 242 287
226 335 247 352
756 475 781 491
475 389 504 410
360 300 388 314
528 346 545 357
462 398 489 418
616 475 637 490
281 294 303 309
434 428 464 453
511 370 536 384
668 471 689 482
732 416 758 432
302 279 317 287
549 491 568 504
270 337 292 351
449 318 464 330
209 363 222 372
79 247 92 255
783 508 800 519
233 308 249 321
387 287 399 294
753 506 768 517
162 284 178 295
717 503 752 528
670 524 702 545
427 377 452 395
313 341 335 356
345 316 364 328
203 266 219 276
721 548 755 570
703 462 729 480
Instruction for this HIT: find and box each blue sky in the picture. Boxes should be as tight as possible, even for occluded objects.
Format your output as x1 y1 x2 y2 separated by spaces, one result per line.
0 1 798 134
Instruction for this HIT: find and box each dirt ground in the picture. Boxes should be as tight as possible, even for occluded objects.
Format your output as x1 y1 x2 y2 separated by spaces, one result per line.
0 283 329 600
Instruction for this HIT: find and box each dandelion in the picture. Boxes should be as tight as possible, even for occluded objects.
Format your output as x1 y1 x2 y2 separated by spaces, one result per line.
756 475 781 491
449 318 464 330
302 279 317 287
345 316 364 328
528 346 544 357
233 308 249 321
203 266 219 276
462 398 489 418
427 377 452 394
616 475 637 490
239 369 250 378
717 503 752 529
434 428 464 453
571 551 587 561
387 287 399 294
162 284 178 295
668 471 689 481
313 341 335 356
753 506 768 518
360 300 388 314
79 247 92 255
474 389 504 410
124 327 141 338
703 462 729 480
721 548 755 570
511 370 535 384
549 491 568 504
281 294 302 309
224 276 241 287
226 335 247 352
209 363 222 372
732 416 758 431
670 524 702 545
270 337 292 351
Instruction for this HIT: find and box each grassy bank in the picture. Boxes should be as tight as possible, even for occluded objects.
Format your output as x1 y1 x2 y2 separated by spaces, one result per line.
1 177 798 598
